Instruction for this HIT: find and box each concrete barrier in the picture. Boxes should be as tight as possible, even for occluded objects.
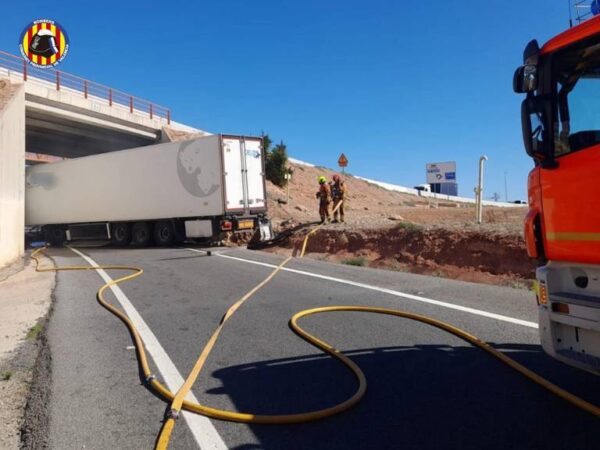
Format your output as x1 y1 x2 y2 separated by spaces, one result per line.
352 176 522 207
0 81 25 268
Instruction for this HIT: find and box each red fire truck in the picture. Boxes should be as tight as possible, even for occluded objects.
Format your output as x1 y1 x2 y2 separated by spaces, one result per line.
514 9 600 374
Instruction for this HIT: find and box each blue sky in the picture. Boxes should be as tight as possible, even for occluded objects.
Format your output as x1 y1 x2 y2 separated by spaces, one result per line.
2 1 573 200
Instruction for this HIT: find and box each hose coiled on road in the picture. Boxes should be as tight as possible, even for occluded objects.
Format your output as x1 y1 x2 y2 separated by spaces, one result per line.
31 199 600 450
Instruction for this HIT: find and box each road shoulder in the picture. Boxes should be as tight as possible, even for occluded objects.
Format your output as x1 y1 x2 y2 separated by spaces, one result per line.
0 255 55 449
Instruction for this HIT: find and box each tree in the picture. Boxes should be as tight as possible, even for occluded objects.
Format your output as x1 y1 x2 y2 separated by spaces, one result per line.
261 132 272 155
262 134 289 187
490 192 501 202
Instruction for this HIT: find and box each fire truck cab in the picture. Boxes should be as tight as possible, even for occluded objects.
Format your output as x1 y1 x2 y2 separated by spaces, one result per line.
514 14 600 374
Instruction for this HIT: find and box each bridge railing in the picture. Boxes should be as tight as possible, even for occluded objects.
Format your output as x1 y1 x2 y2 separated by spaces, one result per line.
0 50 171 124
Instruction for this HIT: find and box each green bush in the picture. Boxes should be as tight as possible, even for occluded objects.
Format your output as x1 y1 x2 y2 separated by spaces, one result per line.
26 323 43 340
342 257 368 267
262 133 290 187
0 370 13 381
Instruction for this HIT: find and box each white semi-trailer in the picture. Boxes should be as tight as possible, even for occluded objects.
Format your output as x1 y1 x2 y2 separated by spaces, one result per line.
25 134 272 246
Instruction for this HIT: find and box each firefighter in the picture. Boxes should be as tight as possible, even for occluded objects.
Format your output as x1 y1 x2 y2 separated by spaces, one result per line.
315 176 331 223
331 174 346 223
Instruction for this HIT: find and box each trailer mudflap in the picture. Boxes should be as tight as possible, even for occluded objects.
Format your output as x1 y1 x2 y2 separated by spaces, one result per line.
258 218 273 241
247 218 273 245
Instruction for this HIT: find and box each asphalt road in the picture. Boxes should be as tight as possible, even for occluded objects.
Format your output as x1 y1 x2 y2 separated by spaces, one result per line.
40 245 600 450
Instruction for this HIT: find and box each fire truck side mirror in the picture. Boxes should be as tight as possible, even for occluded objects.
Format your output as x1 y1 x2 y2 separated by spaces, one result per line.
523 39 540 65
514 40 540 93
513 65 538 93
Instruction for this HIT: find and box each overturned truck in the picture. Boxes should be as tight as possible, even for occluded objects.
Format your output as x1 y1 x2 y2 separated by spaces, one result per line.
25 134 272 246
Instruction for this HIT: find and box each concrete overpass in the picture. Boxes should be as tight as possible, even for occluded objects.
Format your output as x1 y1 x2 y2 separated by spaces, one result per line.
0 50 208 267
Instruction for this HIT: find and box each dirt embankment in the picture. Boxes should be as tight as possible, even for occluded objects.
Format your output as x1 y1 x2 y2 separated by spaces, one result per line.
262 161 531 286
266 161 526 235
267 224 535 287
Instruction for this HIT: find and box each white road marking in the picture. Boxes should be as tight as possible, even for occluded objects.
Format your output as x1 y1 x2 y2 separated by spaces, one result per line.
69 247 227 450
186 248 538 329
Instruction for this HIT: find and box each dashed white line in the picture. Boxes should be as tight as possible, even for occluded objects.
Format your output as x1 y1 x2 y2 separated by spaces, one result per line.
69 247 227 450
186 248 538 329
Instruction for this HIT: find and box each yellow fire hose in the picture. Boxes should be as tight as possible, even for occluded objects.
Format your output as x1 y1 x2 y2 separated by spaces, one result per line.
31 200 600 450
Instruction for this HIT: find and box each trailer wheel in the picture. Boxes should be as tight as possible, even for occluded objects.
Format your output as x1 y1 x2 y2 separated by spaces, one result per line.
44 227 65 247
132 222 152 246
111 223 131 246
153 221 175 246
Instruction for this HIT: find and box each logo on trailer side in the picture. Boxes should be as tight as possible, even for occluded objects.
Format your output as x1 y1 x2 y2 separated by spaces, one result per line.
177 141 220 198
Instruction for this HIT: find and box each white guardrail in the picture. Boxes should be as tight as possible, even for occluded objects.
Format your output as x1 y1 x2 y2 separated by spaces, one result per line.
288 157 524 208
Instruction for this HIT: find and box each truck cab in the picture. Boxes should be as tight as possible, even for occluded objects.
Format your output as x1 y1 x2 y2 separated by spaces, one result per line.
513 17 600 374
514 15 600 373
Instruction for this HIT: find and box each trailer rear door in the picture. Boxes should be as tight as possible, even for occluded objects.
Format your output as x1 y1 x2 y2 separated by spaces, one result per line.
243 138 266 211
222 137 246 212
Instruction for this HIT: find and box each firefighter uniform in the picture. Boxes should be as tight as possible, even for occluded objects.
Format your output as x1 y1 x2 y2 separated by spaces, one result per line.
331 176 346 222
316 176 331 223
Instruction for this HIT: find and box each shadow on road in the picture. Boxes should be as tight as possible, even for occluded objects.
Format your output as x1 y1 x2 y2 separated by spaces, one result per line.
155 253 211 262
209 343 600 450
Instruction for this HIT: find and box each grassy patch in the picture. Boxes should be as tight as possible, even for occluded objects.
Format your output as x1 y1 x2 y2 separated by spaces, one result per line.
510 280 531 290
26 323 43 340
342 256 368 267
393 221 424 233
1 370 13 381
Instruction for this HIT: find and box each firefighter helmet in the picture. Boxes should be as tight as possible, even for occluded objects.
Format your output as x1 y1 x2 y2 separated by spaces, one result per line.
29 29 58 58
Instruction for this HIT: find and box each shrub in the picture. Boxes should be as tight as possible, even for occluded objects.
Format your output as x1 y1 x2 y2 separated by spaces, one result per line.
342 257 368 267
26 323 43 340
262 133 290 187
0 370 12 381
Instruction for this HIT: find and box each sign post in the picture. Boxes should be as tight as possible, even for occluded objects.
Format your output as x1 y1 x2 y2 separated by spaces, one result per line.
426 161 457 184
338 153 348 174
426 161 458 196
284 172 292 204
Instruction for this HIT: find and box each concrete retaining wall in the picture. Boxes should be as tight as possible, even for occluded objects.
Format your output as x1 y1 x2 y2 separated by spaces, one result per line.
0 81 25 268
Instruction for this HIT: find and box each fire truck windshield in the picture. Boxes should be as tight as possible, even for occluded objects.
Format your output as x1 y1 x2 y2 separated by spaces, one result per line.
555 42 600 155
